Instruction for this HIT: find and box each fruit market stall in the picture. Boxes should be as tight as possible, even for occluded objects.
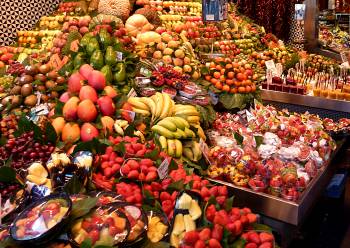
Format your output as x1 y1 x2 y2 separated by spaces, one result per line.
1 0 350 247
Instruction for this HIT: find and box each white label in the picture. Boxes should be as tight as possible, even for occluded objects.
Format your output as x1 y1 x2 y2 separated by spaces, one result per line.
341 62 350 68
265 60 276 71
340 52 348 63
199 138 211 164
157 158 169 179
276 63 283 77
116 51 123 61
206 15 215 21
122 110 136 121
127 88 137 98
140 67 152 77
266 69 273 84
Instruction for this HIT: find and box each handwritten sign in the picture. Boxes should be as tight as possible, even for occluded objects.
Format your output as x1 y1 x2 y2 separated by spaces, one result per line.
157 159 169 179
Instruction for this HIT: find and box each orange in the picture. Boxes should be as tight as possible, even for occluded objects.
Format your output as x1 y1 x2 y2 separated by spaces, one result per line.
238 86 246 93
251 84 257 92
210 62 216 69
227 71 234 79
234 80 241 87
219 75 226 82
230 87 238 94
215 81 223 90
222 85 230 92
205 75 212 81
232 62 239 68
226 79 234 85
220 68 226 75
215 57 224 63
0 61 5 68
245 86 252 93
215 64 223 71
211 78 218 85
225 63 233 70
213 71 221 79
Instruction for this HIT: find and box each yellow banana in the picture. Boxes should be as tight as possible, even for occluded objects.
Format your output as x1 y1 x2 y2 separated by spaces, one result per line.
151 125 174 138
191 141 202 162
174 104 197 113
172 117 190 130
184 127 196 138
128 97 149 111
174 109 199 117
176 128 187 139
174 139 183 158
183 147 194 161
158 136 168 151
151 92 164 119
132 107 151 116
193 125 206 141
160 93 173 119
167 139 176 157
140 97 156 116
185 116 200 124
157 119 177 132
114 123 124 136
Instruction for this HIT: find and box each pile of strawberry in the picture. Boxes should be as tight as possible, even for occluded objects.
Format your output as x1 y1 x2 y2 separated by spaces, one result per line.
241 230 275 248
180 225 224 248
120 158 158 182
206 205 257 237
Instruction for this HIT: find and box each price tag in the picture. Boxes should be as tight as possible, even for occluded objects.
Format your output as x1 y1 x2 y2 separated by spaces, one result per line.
340 52 348 64
127 88 137 98
266 69 273 84
265 60 276 71
208 90 219 105
199 138 211 164
276 63 283 77
122 110 136 122
341 62 350 68
140 67 152 77
135 77 151 86
157 158 169 179
116 51 123 61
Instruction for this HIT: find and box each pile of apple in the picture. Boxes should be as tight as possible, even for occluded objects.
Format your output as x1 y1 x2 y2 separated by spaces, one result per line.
39 15 65 30
203 57 258 94
57 1 80 14
17 30 60 49
51 64 118 143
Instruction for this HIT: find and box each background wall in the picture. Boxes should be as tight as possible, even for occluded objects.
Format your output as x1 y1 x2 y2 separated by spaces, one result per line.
0 0 61 46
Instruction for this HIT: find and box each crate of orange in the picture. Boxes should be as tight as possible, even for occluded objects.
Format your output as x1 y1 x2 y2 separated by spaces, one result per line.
203 57 258 95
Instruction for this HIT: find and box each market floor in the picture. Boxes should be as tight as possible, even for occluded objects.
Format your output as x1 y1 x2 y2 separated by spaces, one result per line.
289 176 350 248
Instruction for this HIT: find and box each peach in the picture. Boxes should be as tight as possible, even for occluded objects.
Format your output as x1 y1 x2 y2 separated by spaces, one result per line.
80 123 99 142
88 70 106 91
101 116 115 133
51 117 66 135
62 123 80 143
97 96 115 117
63 96 79 121
68 72 84 93
77 99 97 122
79 85 98 102
103 86 118 98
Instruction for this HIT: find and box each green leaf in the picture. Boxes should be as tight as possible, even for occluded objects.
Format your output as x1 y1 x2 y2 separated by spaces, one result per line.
225 196 234 212
63 175 85 194
234 132 244 146
230 238 246 248
168 159 178 172
0 167 16 183
254 135 263 148
71 197 98 220
251 223 273 232
81 238 93 248
54 100 64 117
114 141 126 155
0 136 7 146
95 246 114 248
73 138 107 155
167 180 184 192
219 93 245 110
144 149 159 160
45 122 58 144
124 124 136 137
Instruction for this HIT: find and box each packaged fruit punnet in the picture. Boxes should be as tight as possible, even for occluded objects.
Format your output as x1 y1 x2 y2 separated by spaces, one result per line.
147 210 169 243
10 193 72 245
69 204 131 247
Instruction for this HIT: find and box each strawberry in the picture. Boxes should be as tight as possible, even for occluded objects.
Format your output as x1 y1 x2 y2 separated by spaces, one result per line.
81 220 92 231
240 215 249 227
101 161 109 169
208 238 222 248
233 220 243 235
88 230 100 244
112 163 120 172
231 208 241 216
211 224 223 240
248 232 260 244
160 192 171 201
247 213 257 224
134 193 143 204
214 210 228 226
151 182 162 191
115 157 124 164
206 204 217 222
200 187 211 197
259 232 274 243
194 240 206 248
171 191 178 200
162 200 173 214
139 172 146 181
140 158 153 167
145 171 158 182
128 170 139 179
216 196 226 205
242 207 252 214
209 186 218 196
103 167 112 178
218 186 228 196
183 231 199 245
121 164 130 175
128 160 139 170
136 149 146 157
132 143 143 151
258 242 273 248
245 243 258 248
199 228 211 241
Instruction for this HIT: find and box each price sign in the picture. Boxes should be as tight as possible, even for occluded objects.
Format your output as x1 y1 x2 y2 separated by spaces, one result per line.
116 51 123 61
276 63 283 77
199 138 211 164
127 88 137 98
157 158 169 179
202 0 228 22
265 60 276 72
140 67 152 77
266 68 273 84
340 52 349 64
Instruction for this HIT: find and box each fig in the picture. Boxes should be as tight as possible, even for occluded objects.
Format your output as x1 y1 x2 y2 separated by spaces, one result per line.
24 95 37 106
21 84 33 97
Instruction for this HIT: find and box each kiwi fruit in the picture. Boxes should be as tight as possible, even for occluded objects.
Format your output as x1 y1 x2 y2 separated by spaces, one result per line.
10 85 21 95
11 95 22 107
24 95 37 106
45 80 57 90
56 76 66 85
37 85 46 93
18 75 34 85
21 84 33 97
47 71 59 80
39 64 51 74
34 73 47 82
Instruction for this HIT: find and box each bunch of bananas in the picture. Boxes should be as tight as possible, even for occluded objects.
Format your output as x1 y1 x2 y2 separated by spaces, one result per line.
182 141 202 162
114 119 145 142
127 92 174 123
173 104 200 126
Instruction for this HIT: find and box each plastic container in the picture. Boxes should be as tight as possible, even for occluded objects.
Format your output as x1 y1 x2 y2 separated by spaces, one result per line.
146 210 170 243
10 193 72 245
69 204 130 247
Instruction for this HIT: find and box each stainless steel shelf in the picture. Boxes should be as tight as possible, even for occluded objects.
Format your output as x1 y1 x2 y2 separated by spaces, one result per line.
261 90 350 113
209 141 345 226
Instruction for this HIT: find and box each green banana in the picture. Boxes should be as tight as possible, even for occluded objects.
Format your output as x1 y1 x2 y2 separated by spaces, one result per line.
151 125 174 138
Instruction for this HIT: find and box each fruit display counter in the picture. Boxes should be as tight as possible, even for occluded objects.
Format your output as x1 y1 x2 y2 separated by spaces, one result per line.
1 0 350 247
